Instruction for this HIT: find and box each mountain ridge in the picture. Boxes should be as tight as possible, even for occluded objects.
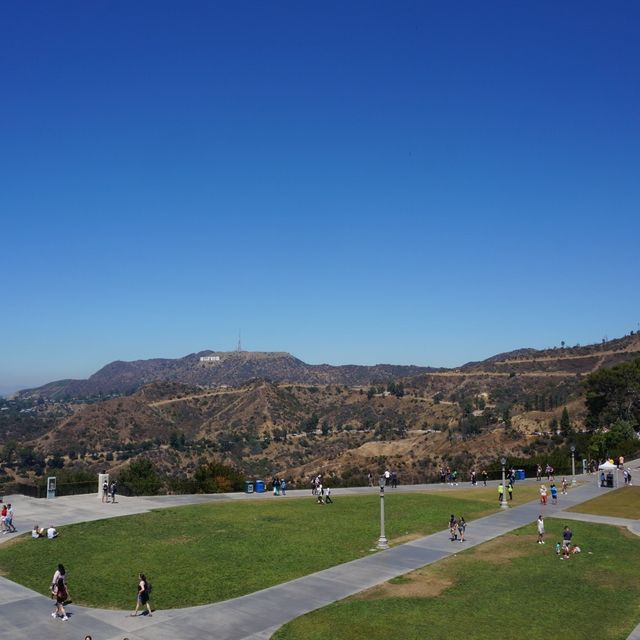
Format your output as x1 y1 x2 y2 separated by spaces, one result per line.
15 333 640 402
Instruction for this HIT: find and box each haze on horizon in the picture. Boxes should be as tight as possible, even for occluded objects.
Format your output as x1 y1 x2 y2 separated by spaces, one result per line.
1 1 639 395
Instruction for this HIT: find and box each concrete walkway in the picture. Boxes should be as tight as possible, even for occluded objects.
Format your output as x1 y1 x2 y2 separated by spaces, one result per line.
0 466 638 640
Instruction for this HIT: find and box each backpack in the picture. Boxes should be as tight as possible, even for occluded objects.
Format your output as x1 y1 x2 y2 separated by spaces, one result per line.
146 582 153 595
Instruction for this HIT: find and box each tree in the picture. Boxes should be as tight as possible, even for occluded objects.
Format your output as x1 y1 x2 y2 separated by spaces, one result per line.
48 453 65 469
302 413 319 434
560 407 572 437
118 458 162 496
584 358 640 429
193 461 244 493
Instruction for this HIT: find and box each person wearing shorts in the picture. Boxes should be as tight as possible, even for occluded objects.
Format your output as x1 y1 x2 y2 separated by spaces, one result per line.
132 573 152 616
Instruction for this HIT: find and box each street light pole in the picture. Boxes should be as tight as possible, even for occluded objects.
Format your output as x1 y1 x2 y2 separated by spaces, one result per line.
377 475 389 549
571 446 576 485
500 457 509 509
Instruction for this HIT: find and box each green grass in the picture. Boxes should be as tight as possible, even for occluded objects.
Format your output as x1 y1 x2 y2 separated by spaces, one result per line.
567 485 640 519
273 519 640 640
0 492 496 609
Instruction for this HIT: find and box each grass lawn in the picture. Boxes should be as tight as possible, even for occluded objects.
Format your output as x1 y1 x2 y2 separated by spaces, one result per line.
273 519 640 640
0 491 497 609
566 486 640 519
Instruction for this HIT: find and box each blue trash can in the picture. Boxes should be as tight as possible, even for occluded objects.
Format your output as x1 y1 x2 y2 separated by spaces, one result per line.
255 480 265 493
244 481 254 494
517 469 525 480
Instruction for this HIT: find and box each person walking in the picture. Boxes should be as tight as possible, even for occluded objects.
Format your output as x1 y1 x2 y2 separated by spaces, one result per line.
110 481 117 504
508 483 513 501
482 470 488 486
51 564 67 592
537 515 545 544
449 515 458 541
536 464 542 481
131 573 152 617
280 477 286 496
102 479 109 503
5 503 17 533
51 576 69 621
550 483 558 505
561 477 568 495
458 516 466 542
539 484 548 505
498 482 504 505
325 486 333 504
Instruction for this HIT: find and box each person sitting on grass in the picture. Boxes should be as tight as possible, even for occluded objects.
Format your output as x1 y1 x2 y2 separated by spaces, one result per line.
32 525 45 538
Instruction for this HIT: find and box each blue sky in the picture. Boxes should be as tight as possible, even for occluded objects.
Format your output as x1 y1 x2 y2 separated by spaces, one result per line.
1 1 639 392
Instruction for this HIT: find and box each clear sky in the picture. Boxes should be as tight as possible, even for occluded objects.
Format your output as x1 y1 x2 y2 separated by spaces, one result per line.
1 1 639 393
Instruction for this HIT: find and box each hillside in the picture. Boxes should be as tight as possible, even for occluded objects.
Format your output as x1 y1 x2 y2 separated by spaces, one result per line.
2 333 639 489
17 351 437 401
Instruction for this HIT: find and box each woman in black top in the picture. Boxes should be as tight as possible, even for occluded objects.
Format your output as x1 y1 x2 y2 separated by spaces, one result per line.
132 573 152 617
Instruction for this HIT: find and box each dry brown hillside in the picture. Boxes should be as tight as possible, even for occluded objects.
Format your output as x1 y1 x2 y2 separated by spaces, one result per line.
4 332 638 488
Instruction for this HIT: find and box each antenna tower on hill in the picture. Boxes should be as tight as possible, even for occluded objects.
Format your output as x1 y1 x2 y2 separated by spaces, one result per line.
236 331 242 352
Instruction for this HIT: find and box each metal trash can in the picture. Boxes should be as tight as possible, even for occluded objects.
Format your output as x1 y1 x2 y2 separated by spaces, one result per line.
255 480 265 493
516 469 525 481
244 481 254 494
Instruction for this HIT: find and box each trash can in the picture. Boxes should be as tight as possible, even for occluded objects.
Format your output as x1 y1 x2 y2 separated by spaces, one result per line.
255 480 265 493
517 469 525 481
244 481 254 494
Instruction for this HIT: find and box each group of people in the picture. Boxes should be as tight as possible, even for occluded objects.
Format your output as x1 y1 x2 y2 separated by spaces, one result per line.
1 503 17 534
101 480 118 503
535 464 555 482
439 467 459 486
448 514 466 542
599 467 633 487
271 476 287 495
32 525 58 539
536 517 581 558
367 470 399 487
310 475 332 503
469 470 488 486
48 562 153 623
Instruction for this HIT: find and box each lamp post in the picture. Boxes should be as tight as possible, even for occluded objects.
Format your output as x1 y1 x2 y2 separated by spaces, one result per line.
571 446 576 485
376 475 389 549
500 457 509 509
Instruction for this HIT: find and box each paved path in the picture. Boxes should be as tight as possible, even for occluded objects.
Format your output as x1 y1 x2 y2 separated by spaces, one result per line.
0 466 638 640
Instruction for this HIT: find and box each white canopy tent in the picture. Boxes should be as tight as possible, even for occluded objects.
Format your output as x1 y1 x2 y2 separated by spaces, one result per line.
597 461 619 488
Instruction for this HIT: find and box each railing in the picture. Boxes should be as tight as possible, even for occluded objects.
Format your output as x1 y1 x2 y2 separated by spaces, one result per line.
0 480 97 499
